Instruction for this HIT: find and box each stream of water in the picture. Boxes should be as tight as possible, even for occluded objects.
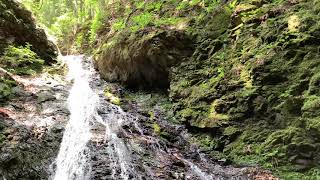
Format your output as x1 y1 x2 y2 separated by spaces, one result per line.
53 56 94 180
51 56 243 180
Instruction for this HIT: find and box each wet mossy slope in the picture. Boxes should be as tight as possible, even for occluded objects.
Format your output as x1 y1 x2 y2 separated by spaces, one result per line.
88 0 320 178
170 0 320 178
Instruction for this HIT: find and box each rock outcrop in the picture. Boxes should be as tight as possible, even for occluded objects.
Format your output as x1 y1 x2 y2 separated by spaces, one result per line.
94 30 194 89
0 0 58 64
0 74 69 180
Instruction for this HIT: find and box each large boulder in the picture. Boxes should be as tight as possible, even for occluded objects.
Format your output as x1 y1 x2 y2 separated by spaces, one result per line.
0 0 58 64
94 30 194 88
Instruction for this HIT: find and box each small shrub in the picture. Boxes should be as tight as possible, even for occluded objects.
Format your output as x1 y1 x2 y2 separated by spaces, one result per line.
0 76 17 102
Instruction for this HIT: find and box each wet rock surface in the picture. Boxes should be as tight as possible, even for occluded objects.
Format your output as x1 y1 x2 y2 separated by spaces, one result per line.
0 73 69 180
86 57 273 179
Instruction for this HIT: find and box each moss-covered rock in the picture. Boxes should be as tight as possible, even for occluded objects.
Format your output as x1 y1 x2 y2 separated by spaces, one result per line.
170 0 320 178
91 0 320 178
0 0 58 64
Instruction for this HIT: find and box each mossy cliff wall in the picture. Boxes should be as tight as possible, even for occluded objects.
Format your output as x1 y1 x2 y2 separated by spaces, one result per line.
93 0 320 178
170 0 320 178
94 30 194 88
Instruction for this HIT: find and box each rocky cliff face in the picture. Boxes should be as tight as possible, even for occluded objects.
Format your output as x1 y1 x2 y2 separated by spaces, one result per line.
170 0 320 177
94 30 194 89
0 0 58 64
94 0 320 178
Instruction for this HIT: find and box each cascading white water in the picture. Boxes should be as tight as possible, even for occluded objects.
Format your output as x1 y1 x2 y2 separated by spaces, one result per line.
51 55 235 180
94 107 139 180
53 56 138 180
184 159 213 180
53 56 97 180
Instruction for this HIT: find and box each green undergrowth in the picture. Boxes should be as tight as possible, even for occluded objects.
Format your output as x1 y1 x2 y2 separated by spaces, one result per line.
0 44 44 76
0 43 48 102
104 88 122 105
0 76 17 103
72 0 228 54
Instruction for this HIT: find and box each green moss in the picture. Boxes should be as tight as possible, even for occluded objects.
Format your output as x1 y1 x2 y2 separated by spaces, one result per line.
223 126 240 136
302 95 320 112
191 133 221 151
104 89 121 105
0 76 17 102
170 1 320 178
0 44 44 76
153 123 161 135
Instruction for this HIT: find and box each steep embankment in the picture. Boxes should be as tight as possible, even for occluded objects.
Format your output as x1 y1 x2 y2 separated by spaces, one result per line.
0 1 63 179
92 0 320 178
0 0 58 101
172 0 320 178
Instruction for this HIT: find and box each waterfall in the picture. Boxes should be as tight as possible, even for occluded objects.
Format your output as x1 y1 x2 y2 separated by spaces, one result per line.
51 55 245 180
53 56 96 180
52 56 137 180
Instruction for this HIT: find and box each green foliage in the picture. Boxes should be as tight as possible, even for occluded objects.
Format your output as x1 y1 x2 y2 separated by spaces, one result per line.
131 12 154 32
0 76 16 102
22 0 105 51
0 44 44 75
104 88 121 105
153 123 161 135
145 2 163 12
51 12 77 39
75 32 85 49
89 9 104 43
134 1 145 9
177 1 189 10
112 19 126 32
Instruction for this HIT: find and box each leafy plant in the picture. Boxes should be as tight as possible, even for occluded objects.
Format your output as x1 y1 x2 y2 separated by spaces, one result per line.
131 12 154 32
89 10 104 44
112 19 126 32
